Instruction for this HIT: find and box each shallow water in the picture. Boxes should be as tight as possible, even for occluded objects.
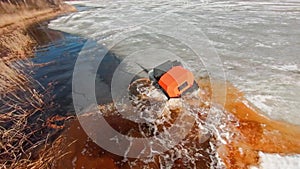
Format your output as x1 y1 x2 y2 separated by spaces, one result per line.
28 1 300 168
30 23 85 115
31 22 122 115
49 0 300 125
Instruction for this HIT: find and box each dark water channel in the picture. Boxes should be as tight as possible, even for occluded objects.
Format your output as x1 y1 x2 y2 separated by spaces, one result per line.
29 22 120 116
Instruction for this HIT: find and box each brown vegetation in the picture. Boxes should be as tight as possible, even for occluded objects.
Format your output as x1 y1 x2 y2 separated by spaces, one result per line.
0 29 36 61
0 0 76 61
0 0 64 15
0 60 54 168
1 1 299 168
0 53 73 169
0 1 76 168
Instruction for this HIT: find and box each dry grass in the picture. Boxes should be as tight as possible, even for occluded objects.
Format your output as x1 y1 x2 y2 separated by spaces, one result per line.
0 0 63 15
0 1 76 168
0 61 29 93
0 59 73 169
0 1 76 61
0 60 43 168
0 8 56 28
0 23 73 169
0 0 65 30
10 136 73 169
0 30 35 61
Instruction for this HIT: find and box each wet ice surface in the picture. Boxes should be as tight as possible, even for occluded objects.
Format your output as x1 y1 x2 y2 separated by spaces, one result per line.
50 0 300 125
48 0 300 168
260 153 300 169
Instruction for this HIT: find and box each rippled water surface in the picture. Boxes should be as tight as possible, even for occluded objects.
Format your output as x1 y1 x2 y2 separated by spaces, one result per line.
22 0 300 168
48 0 300 125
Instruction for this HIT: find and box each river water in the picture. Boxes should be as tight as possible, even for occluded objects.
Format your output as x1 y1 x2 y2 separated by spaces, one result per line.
49 0 300 125
29 0 300 168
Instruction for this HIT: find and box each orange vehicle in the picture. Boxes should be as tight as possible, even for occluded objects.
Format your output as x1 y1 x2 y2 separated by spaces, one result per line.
148 60 198 98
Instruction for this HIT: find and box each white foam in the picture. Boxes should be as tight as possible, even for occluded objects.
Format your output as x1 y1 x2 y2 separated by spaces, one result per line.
50 0 300 167
259 152 300 169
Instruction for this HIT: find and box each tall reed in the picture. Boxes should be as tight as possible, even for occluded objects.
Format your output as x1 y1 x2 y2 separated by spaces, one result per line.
0 59 67 169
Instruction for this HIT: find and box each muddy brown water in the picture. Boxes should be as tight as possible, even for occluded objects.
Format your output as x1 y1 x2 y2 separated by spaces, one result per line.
29 19 300 168
51 78 300 169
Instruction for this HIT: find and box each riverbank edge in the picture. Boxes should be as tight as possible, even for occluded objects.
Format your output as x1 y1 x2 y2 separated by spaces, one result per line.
0 3 77 168
0 3 76 61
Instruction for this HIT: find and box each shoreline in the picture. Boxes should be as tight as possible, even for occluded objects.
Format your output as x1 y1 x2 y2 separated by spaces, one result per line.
0 3 76 61
0 2 78 168
1 1 300 168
